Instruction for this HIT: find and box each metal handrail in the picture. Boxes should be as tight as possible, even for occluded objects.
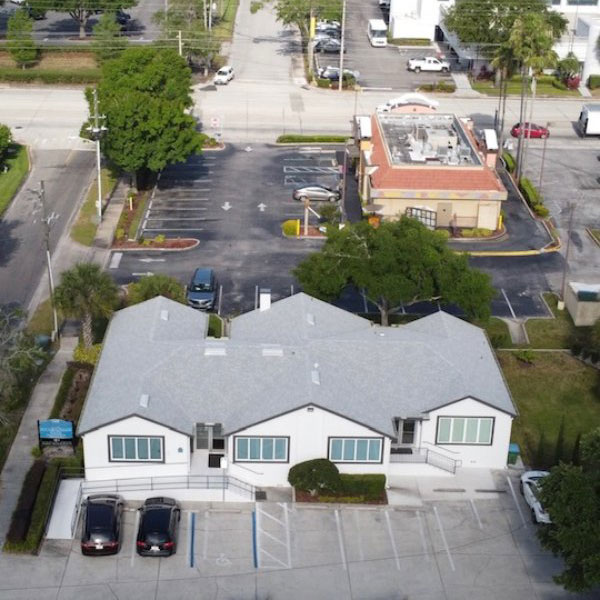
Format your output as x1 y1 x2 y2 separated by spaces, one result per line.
389 447 458 474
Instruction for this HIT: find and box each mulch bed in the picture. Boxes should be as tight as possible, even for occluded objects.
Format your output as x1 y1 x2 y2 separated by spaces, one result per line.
112 238 198 250
295 489 388 505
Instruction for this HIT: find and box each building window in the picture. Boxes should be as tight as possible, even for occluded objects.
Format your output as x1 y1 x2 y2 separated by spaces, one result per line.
406 207 436 229
109 436 163 461
436 417 494 445
234 437 288 462
329 438 383 462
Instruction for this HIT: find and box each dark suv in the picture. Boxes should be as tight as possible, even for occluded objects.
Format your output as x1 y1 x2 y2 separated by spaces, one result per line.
136 497 181 556
81 494 124 555
186 268 217 310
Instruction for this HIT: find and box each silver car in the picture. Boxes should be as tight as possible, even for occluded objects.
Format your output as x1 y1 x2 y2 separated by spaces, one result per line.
520 470 551 524
293 185 340 203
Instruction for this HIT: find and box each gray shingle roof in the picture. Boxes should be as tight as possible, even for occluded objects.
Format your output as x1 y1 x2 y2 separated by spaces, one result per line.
78 294 516 438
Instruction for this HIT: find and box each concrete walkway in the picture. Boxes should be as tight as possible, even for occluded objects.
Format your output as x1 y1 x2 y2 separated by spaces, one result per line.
0 336 78 547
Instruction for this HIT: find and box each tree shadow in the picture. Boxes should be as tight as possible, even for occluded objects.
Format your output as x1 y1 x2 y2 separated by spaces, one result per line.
0 219 23 268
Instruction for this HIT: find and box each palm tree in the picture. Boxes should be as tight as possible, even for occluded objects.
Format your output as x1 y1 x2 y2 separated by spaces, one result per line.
54 263 119 348
503 14 561 180
127 273 186 306
491 44 518 150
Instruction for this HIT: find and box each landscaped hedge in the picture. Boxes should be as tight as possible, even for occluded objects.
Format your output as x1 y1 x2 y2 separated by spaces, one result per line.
552 79 568 91
0 67 101 84
588 74 600 89
519 177 550 218
502 151 516 173
339 474 386 501
317 77 331 88
288 458 342 495
49 366 75 419
461 227 493 238
276 134 349 143
4 460 46 548
419 81 456 93
282 219 299 236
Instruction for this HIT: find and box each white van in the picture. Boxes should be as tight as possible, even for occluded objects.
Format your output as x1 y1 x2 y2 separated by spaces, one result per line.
578 104 600 136
367 19 388 47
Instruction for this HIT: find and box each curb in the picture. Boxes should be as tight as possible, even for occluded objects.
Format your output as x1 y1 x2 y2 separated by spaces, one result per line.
585 227 600 248
111 239 200 252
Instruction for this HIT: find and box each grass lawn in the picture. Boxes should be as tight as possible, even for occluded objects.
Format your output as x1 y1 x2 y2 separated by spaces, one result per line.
525 293 574 349
500 351 600 465
71 166 119 246
477 317 512 348
26 298 63 338
0 145 29 217
208 314 223 337
213 0 239 41
589 229 600 245
470 78 580 97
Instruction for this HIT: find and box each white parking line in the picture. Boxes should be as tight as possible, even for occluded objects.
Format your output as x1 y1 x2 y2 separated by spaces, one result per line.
147 207 208 212
143 228 204 232
282 503 292 569
202 510 209 560
501 288 517 319
433 506 455 572
334 509 348 571
470 499 483 530
384 510 401 571
145 216 210 221
130 509 140 568
416 510 430 562
109 252 122 269
506 476 527 527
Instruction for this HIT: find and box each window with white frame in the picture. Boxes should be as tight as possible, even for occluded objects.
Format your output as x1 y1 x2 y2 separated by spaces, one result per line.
109 436 163 461
329 438 382 462
234 437 288 462
436 417 494 445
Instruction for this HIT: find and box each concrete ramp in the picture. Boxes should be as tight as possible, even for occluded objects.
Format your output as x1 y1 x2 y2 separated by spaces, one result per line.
46 479 83 540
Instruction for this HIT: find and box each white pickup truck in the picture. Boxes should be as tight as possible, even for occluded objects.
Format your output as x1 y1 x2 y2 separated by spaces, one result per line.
407 56 450 73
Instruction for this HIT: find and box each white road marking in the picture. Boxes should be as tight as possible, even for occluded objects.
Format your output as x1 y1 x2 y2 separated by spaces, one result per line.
433 506 455 572
416 510 430 562
282 503 292 569
222 202 232 211
384 510 401 571
334 509 347 571
257 203 267 212
147 207 208 211
142 228 204 232
202 510 209 560
470 499 483 530
506 477 527 527
501 288 517 319
109 252 123 269
138 258 166 263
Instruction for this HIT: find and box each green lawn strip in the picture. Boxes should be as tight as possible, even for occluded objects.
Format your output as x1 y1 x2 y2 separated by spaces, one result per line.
277 134 349 143
499 351 600 465
589 229 600 245
0 145 29 217
129 191 149 240
387 38 431 46
470 79 580 97
525 292 574 349
474 317 511 348
213 0 240 41
208 314 223 337
0 67 101 84
71 166 119 246
26 298 63 338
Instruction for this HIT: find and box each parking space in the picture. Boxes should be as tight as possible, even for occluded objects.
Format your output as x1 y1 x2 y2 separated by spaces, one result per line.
340 0 453 90
29 491 593 599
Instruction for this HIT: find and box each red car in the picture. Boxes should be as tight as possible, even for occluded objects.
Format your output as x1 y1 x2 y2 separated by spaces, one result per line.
510 122 549 139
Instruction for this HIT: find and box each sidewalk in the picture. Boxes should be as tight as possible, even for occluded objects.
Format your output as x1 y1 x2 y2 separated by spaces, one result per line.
0 336 78 548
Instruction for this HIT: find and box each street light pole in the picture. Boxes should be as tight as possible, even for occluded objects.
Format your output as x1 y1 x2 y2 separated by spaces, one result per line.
560 201 576 306
338 0 347 92
90 88 107 223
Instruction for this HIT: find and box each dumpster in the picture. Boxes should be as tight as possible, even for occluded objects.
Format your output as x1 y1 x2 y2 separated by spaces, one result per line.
508 442 520 465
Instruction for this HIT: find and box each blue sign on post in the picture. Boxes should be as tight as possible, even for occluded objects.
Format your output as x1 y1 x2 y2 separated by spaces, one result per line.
38 419 74 440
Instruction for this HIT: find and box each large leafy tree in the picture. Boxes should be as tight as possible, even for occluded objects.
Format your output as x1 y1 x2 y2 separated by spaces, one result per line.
54 263 119 348
274 0 341 36
127 274 186 306
6 10 38 69
0 124 11 165
91 12 129 62
94 47 203 187
29 0 137 39
293 218 495 326
538 428 600 592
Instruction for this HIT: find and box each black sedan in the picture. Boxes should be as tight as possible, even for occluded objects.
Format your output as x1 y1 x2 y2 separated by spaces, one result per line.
136 497 181 556
81 494 124 556
314 38 345 54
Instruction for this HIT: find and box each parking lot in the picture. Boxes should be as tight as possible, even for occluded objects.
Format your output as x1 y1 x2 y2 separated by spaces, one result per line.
337 0 453 90
1 487 593 599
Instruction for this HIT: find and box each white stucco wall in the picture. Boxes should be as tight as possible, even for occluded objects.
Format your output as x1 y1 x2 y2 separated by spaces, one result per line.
227 405 391 487
389 0 454 41
82 416 191 481
420 397 513 469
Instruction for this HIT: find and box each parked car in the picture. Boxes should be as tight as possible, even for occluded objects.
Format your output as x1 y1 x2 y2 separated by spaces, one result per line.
316 19 340 30
186 268 217 310
407 57 450 73
115 10 131 24
293 184 341 202
136 497 181 556
314 38 345 54
80 494 124 556
214 65 234 85
318 66 360 82
314 27 340 40
376 95 439 113
520 471 551 524
510 122 550 139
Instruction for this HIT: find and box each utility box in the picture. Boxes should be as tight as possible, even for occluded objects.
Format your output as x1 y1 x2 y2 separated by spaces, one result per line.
508 443 520 465
565 282 600 326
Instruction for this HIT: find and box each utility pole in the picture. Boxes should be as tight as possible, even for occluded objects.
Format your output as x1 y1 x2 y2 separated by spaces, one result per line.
340 142 348 223
89 89 107 223
308 3 314 78
538 120 550 192
338 0 347 92
208 0 212 30
178 30 183 56
32 181 60 342
559 201 576 307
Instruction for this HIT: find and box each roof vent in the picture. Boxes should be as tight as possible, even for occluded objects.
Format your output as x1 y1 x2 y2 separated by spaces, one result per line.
311 370 320 385
204 346 227 356
306 312 315 326
139 394 149 408
160 310 169 321
259 288 271 311
262 346 283 357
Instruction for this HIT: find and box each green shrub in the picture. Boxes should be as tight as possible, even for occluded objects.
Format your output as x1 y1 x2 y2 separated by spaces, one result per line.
551 79 568 91
30 446 42 458
502 151 516 173
588 74 600 89
153 234 166 244
515 349 536 364
115 228 125 241
519 177 540 206
276 134 349 144
317 77 331 88
533 204 550 218
461 227 493 238
436 229 450 239
435 81 456 93
250 1 263 13
0 67 101 84
318 203 341 224
536 74 555 85
4 460 46 547
49 366 76 419
73 343 102 366
282 219 299 236
288 459 342 495
340 474 386 500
